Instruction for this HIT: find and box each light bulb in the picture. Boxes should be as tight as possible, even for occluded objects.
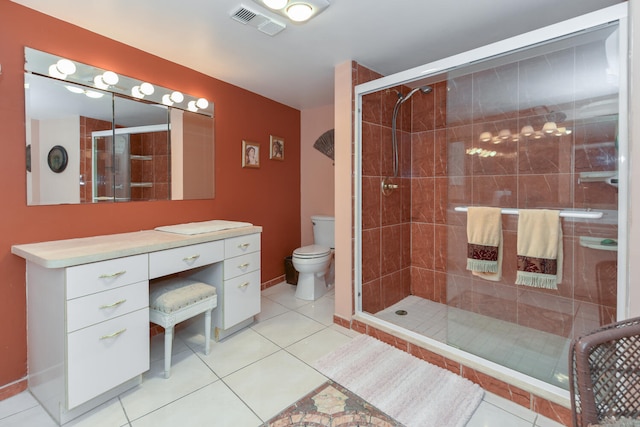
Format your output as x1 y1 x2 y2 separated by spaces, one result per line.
196 98 209 109
94 75 109 90
85 90 104 99
56 59 76 76
479 132 492 143
140 82 155 95
131 86 144 98
498 129 511 140
65 86 85 94
286 3 313 21
521 125 534 137
542 121 557 134
170 91 184 103
48 64 67 79
162 94 174 106
187 100 198 112
102 71 119 85
263 0 288 9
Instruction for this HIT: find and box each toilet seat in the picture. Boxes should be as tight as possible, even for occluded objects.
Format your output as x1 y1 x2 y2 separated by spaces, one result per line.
293 244 331 259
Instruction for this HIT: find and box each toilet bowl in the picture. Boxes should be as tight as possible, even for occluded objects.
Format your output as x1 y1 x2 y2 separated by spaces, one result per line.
292 245 332 300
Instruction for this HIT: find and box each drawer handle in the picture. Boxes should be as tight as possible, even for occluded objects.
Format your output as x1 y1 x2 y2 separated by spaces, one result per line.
183 254 201 262
238 243 250 249
100 328 127 340
99 299 127 309
99 270 126 279
238 281 250 289
238 262 250 269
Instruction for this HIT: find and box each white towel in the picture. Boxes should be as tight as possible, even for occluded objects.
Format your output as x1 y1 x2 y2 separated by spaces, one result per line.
155 220 253 235
515 209 563 289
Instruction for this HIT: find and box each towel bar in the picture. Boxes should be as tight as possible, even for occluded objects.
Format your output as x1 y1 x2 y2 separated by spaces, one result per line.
454 207 603 219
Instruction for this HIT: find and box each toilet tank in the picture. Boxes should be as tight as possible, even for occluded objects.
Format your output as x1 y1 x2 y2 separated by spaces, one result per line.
312 215 335 249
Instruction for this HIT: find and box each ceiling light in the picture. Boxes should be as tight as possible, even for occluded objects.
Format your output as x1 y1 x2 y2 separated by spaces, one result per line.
263 0 288 8
286 3 313 21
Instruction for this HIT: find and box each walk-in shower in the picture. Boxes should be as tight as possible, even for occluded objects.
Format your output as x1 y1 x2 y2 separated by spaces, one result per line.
354 3 628 405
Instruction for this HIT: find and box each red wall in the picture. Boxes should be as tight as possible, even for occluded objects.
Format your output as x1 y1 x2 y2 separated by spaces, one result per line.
0 1 301 391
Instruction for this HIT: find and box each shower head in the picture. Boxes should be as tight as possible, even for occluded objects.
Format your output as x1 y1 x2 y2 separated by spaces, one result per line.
399 85 432 104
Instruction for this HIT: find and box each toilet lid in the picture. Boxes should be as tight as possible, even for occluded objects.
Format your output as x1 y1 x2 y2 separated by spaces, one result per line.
293 244 331 258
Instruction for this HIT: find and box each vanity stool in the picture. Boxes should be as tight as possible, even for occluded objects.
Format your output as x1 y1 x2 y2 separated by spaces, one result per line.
149 276 217 379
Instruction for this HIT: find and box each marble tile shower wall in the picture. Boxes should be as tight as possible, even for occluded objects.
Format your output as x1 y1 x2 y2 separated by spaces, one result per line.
358 43 619 340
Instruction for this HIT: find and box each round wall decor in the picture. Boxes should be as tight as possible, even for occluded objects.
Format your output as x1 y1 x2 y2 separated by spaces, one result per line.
47 145 68 173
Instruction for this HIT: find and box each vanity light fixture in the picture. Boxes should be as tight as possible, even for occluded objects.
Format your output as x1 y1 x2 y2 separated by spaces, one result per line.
255 0 329 23
26 47 214 117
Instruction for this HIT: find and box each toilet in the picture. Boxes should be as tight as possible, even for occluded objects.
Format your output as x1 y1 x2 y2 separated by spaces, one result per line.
292 215 334 301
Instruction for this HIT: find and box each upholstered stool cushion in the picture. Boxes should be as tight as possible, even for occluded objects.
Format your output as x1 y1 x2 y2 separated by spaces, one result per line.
150 277 216 314
149 276 217 379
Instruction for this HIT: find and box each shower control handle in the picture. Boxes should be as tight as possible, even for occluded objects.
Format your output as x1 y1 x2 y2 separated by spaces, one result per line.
381 178 399 196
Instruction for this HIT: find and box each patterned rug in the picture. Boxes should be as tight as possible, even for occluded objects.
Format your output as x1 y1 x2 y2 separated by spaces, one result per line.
265 380 403 427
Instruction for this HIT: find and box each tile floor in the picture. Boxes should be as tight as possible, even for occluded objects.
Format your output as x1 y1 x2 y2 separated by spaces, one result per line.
376 296 571 389
0 282 566 427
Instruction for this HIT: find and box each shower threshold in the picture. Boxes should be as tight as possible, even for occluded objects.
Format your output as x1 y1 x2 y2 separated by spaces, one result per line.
374 295 571 391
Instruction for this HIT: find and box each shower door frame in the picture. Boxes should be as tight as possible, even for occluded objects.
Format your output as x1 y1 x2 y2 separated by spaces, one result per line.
353 3 629 401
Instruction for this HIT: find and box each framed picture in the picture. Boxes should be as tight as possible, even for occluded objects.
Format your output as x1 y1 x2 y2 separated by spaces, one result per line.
242 141 260 168
269 135 284 160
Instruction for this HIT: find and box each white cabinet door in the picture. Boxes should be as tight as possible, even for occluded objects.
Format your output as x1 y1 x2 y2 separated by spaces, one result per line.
223 270 260 328
66 308 149 409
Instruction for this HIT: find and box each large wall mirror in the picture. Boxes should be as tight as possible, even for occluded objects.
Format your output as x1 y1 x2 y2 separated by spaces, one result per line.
24 48 215 205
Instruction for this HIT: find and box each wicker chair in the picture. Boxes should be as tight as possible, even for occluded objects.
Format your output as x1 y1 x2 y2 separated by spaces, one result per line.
569 316 640 426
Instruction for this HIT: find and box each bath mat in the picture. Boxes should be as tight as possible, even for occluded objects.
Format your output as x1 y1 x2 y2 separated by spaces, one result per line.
313 335 484 427
264 380 402 426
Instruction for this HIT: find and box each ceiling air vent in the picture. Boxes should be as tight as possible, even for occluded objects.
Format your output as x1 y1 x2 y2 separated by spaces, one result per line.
230 5 286 36
231 6 258 24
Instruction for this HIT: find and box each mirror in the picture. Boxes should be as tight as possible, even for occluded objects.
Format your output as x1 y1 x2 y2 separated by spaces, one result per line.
24 48 214 205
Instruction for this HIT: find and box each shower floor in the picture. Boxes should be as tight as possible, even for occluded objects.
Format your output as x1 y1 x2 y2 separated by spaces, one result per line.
375 295 570 390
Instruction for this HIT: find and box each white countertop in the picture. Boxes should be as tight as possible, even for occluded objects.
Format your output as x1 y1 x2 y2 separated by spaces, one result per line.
12 226 262 269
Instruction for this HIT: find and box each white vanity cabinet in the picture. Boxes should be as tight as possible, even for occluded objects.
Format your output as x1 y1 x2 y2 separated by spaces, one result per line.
188 233 261 340
26 254 150 425
12 225 262 425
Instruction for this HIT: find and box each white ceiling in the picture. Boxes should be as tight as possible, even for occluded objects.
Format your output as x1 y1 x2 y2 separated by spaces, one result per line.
12 0 624 111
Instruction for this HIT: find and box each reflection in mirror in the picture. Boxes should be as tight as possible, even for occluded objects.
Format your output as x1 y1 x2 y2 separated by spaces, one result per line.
24 47 214 205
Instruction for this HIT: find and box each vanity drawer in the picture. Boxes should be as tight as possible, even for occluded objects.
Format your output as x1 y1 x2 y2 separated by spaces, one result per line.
224 233 260 258
223 270 260 328
223 251 261 280
67 308 149 409
66 281 149 333
66 255 148 300
149 241 224 279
